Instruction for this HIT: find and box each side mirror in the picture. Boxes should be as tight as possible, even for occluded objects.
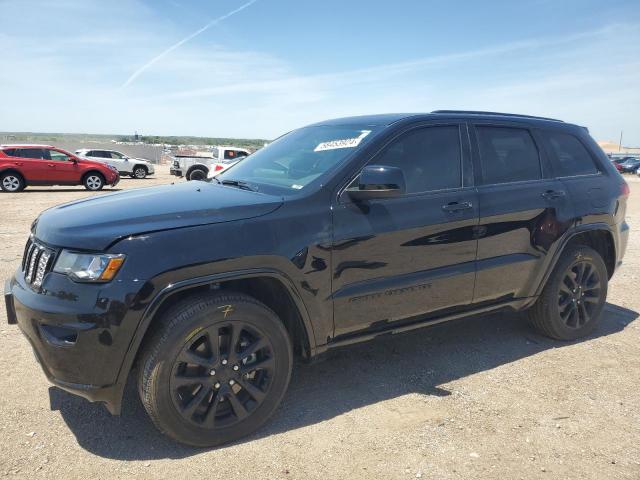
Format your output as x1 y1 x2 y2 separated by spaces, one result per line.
347 165 406 201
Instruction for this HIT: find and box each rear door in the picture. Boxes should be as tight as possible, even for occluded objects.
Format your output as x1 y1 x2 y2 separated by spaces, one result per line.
471 123 572 303
11 148 50 181
331 123 479 337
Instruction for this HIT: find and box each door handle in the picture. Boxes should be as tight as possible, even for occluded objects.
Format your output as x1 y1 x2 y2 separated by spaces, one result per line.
47 164 55 167
541 190 566 200
442 201 473 212
13 162 23 166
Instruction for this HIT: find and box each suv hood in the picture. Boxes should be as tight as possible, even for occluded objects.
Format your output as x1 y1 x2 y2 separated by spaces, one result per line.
34 182 283 250
131 157 151 164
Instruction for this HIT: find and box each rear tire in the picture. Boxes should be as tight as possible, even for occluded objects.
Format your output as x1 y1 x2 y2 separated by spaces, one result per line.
528 245 608 340
0 172 25 192
138 292 293 447
187 167 207 181
83 172 105 191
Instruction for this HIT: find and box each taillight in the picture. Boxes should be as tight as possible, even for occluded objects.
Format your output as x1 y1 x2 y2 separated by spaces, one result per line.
621 181 630 197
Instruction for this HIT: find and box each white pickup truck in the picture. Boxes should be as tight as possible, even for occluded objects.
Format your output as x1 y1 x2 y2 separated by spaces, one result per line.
169 146 250 181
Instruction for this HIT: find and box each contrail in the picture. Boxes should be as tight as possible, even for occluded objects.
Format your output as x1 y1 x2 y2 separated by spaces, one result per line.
121 0 259 88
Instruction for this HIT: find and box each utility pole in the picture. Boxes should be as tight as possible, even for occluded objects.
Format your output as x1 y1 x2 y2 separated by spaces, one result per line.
619 130 623 152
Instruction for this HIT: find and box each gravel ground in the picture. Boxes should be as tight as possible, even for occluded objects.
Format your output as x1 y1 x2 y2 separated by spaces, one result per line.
1 171 639 479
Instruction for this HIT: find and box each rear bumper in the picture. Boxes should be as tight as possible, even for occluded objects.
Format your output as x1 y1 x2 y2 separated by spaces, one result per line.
614 220 629 272
170 168 182 177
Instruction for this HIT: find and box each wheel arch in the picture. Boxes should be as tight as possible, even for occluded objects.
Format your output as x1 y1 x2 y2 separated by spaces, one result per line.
185 164 209 180
133 164 148 172
536 224 616 296
111 269 317 413
82 169 106 182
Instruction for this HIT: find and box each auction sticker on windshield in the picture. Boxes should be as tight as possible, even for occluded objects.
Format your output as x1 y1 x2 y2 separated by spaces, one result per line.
314 130 371 152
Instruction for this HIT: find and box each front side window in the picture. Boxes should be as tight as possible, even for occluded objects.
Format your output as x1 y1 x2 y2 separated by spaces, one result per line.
544 132 598 177
110 151 125 159
217 125 380 194
49 150 71 161
477 126 541 184
364 125 462 194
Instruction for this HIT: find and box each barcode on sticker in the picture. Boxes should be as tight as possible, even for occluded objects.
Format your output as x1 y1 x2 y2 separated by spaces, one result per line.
314 130 371 152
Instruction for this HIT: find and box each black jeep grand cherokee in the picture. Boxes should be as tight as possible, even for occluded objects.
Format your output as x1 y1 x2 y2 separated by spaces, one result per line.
5 111 629 446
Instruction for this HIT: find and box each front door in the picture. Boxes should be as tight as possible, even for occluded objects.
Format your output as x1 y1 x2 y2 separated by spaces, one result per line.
331 124 479 338
45 149 82 183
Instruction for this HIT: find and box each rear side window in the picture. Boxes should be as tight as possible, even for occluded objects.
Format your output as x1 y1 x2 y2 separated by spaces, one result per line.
476 126 541 184
14 148 47 159
544 132 598 177
224 149 237 160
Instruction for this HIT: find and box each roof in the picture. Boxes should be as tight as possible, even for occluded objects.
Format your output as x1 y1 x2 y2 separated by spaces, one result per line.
311 110 574 129
0 144 55 148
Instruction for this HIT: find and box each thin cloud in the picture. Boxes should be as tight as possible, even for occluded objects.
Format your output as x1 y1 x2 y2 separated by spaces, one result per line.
120 0 259 88
164 24 628 100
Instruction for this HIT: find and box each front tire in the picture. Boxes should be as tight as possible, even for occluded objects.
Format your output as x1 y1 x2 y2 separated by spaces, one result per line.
83 172 105 191
138 292 293 447
132 166 147 179
528 245 608 340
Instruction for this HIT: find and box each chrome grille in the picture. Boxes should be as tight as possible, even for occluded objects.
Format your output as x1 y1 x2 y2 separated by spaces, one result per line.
21 237 55 289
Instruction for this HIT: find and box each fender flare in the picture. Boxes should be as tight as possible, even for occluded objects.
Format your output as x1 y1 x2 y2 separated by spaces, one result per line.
110 268 317 413
534 222 615 297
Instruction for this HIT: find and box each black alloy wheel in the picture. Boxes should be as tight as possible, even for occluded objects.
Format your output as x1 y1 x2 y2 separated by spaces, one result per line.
170 321 275 429
528 245 608 340
557 260 602 329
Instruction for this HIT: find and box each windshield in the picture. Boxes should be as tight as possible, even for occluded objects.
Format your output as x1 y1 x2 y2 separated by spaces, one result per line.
216 125 380 194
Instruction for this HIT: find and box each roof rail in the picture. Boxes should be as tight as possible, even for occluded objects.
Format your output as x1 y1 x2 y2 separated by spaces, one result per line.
431 110 564 123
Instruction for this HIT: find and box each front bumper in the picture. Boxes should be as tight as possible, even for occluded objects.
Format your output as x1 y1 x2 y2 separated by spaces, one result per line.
111 174 120 187
4 271 138 414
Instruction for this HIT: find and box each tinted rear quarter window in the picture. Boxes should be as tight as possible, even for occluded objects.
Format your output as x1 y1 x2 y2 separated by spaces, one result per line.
543 131 598 177
476 126 541 184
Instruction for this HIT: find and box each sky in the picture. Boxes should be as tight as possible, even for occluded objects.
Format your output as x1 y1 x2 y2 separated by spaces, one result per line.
1 0 639 144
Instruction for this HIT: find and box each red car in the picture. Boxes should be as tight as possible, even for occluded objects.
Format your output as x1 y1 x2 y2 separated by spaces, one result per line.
0 144 119 192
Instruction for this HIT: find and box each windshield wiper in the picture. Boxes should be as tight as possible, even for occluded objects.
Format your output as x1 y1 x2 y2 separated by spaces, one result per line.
220 179 257 192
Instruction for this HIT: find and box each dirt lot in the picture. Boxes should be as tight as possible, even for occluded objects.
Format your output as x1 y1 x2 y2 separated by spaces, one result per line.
1 171 639 479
